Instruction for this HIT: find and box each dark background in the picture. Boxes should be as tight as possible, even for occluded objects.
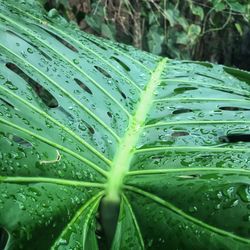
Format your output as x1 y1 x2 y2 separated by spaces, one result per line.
43 0 250 70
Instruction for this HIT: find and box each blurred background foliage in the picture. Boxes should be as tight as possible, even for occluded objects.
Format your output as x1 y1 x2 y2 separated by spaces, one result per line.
43 0 250 70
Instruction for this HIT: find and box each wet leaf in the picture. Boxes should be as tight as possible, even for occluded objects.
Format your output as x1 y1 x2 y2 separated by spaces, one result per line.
0 1 250 249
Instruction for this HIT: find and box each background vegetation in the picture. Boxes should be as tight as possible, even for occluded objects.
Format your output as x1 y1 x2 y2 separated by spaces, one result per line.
43 0 250 70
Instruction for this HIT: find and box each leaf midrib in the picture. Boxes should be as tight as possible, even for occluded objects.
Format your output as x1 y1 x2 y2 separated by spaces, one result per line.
105 58 167 201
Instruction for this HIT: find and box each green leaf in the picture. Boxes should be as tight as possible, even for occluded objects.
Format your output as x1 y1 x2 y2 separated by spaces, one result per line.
189 3 204 20
214 2 226 12
101 23 116 41
187 24 201 45
147 25 165 55
163 9 175 27
0 1 250 249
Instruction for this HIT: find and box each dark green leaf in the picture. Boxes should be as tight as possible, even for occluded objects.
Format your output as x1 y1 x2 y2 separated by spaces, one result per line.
0 1 250 249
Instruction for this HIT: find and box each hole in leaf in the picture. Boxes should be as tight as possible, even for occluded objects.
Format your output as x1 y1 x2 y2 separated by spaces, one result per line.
111 57 130 72
219 134 250 143
0 227 8 250
219 106 250 111
6 63 58 108
11 135 32 147
172 131 189 137
212 87 250 98
35 25 78 52
0 97 14 108
119 91 126 99
84 36 107 50
3 133 32 148
107 111 112 118
7 30 52 61
193 62 213 68
174 87 197 94
178 174 200 179
74 78 93 95
195 73 223 82
172 108 193 115
94 66 111 78
167 75 189 79
78 120 95 135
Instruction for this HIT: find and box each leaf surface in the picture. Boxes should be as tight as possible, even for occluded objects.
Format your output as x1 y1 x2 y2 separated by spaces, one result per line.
0 1 250 249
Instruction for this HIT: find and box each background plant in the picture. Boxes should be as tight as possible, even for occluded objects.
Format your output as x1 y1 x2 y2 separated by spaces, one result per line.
43 0 250 70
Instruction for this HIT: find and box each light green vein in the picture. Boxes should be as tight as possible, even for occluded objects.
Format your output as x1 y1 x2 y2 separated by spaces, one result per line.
122 193 145 248
51 191 103 250
0 176 106 188
124 185 250 244
0 12 133 118
135 146 250 154
0 85 111 166
105 58 168 202
145 120 250 128
81 194 101 247
0 43 120 142
126 167 250 177
153 97 250 103
7 3 153 73
0 118 108 177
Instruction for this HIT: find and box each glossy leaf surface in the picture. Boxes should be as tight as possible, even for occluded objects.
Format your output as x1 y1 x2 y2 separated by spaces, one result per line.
0 1 250 249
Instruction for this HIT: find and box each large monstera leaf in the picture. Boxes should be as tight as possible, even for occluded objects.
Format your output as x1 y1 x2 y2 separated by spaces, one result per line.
0 1 250 249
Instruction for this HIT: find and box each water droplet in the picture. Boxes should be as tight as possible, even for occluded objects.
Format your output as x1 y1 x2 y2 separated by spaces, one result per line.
73 59 79 65
27 48 33 54
4 81 18 90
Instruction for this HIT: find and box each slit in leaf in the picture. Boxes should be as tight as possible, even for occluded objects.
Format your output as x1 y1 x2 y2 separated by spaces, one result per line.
8 134 32 148
219 106 250 111
78 120 95 135
0 227 8 250
119 91 126 99
111 57 130 72
6 63 58 108
166 75 189 79
74 78 93 95
174 87 197 94
0 97 14 108
193 62 213 68
84 36 108 51
34 24 78 52
172 108 193 115
212 87 250 98
195 73 223 82
107 111 112 118
6 30 52 61
94 66 111 78
178 174 200 179
172 131 189 137
219 134 250 143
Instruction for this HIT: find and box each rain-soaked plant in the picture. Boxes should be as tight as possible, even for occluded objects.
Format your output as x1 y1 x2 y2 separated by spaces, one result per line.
0 1 250 249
